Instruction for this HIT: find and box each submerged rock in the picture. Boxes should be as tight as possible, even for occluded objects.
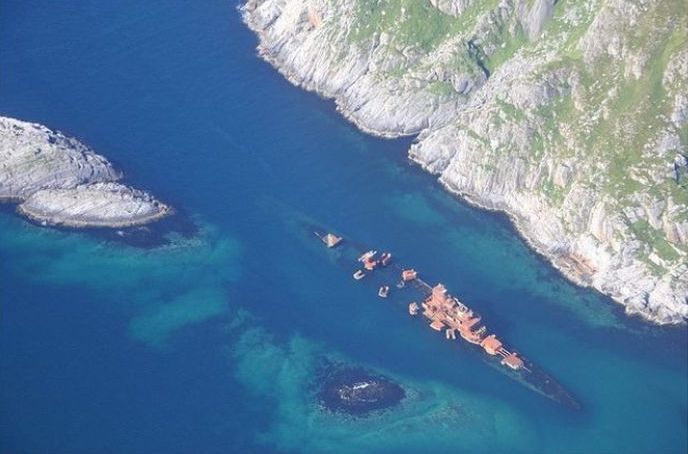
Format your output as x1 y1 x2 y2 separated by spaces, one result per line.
319 366 405 415
0 115 171 229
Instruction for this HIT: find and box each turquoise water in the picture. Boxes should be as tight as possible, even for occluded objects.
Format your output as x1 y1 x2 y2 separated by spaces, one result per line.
1 1 686 453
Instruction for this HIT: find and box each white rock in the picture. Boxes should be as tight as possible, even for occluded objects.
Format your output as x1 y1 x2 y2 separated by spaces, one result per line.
18 182 171 228
0 115 171 228
241 0 688 324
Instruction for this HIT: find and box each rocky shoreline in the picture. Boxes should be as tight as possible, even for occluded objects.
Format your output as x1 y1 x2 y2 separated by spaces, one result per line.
0 115 172 229
241 0 687 324
16 182 172 229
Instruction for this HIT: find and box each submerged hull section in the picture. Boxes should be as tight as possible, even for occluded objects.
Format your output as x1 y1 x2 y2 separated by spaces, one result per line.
311 225 581 410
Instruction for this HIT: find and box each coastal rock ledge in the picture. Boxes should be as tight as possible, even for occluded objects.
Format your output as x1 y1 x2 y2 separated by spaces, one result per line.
241 0 688 324
1 115 171 228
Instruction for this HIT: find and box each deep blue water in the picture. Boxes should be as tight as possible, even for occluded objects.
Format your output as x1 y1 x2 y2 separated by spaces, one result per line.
1 1 686 453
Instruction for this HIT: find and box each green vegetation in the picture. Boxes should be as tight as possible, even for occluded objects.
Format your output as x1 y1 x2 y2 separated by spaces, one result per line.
540 177 567 205
337 0 687 275
427 80 455 96
630 219 681 262
350 0 461 49
484 26 527 74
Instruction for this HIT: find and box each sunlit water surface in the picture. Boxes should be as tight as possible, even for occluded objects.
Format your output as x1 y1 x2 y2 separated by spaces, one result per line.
1 2 686 453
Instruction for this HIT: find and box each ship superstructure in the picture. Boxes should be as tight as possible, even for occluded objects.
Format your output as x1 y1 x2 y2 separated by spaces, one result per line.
419 283 526 371
312 228 581 410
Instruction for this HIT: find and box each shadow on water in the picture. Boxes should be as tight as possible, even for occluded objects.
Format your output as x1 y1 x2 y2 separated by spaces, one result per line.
0 204 198 248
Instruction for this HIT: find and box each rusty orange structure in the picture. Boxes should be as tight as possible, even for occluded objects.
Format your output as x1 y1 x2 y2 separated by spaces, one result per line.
315 231 343 248
503 353 525 370
401 269 418 281
313 227 579 409
481 335 503 355
419 282 525 371
363 256 378 271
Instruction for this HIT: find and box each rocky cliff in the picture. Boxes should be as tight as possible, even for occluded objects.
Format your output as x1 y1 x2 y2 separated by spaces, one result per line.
242 0 688 324
0 116 171 228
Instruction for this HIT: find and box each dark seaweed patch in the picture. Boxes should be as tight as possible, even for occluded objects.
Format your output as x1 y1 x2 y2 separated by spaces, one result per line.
317 364 405 416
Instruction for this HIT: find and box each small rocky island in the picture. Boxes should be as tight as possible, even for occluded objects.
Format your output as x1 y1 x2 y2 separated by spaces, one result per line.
318 366 405 415
0 115 171 228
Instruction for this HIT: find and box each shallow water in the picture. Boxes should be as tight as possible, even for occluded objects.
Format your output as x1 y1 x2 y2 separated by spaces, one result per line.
1 1 686 453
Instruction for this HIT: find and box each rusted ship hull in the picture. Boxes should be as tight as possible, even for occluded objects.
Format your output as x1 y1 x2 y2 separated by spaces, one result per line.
310 225 581 410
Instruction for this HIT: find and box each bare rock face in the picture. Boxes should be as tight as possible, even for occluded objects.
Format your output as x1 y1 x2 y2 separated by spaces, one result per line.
1 116 171 228
242 0 688 324
0 116 121 200
242 0 488 137
429 0 473 16
18 182 172 228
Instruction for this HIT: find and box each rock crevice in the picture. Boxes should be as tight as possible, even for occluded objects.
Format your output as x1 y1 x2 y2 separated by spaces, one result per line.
242 0 688 324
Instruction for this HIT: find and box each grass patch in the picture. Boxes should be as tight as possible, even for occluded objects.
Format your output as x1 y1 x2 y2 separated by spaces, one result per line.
630 219 681 262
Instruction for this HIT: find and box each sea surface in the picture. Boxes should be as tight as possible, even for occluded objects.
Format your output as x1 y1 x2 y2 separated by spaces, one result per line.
1 2 686 453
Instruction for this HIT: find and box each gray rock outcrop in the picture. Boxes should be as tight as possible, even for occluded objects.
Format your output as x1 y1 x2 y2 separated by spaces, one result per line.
18 182 172 228
0 115 171 228
242 0 688 324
